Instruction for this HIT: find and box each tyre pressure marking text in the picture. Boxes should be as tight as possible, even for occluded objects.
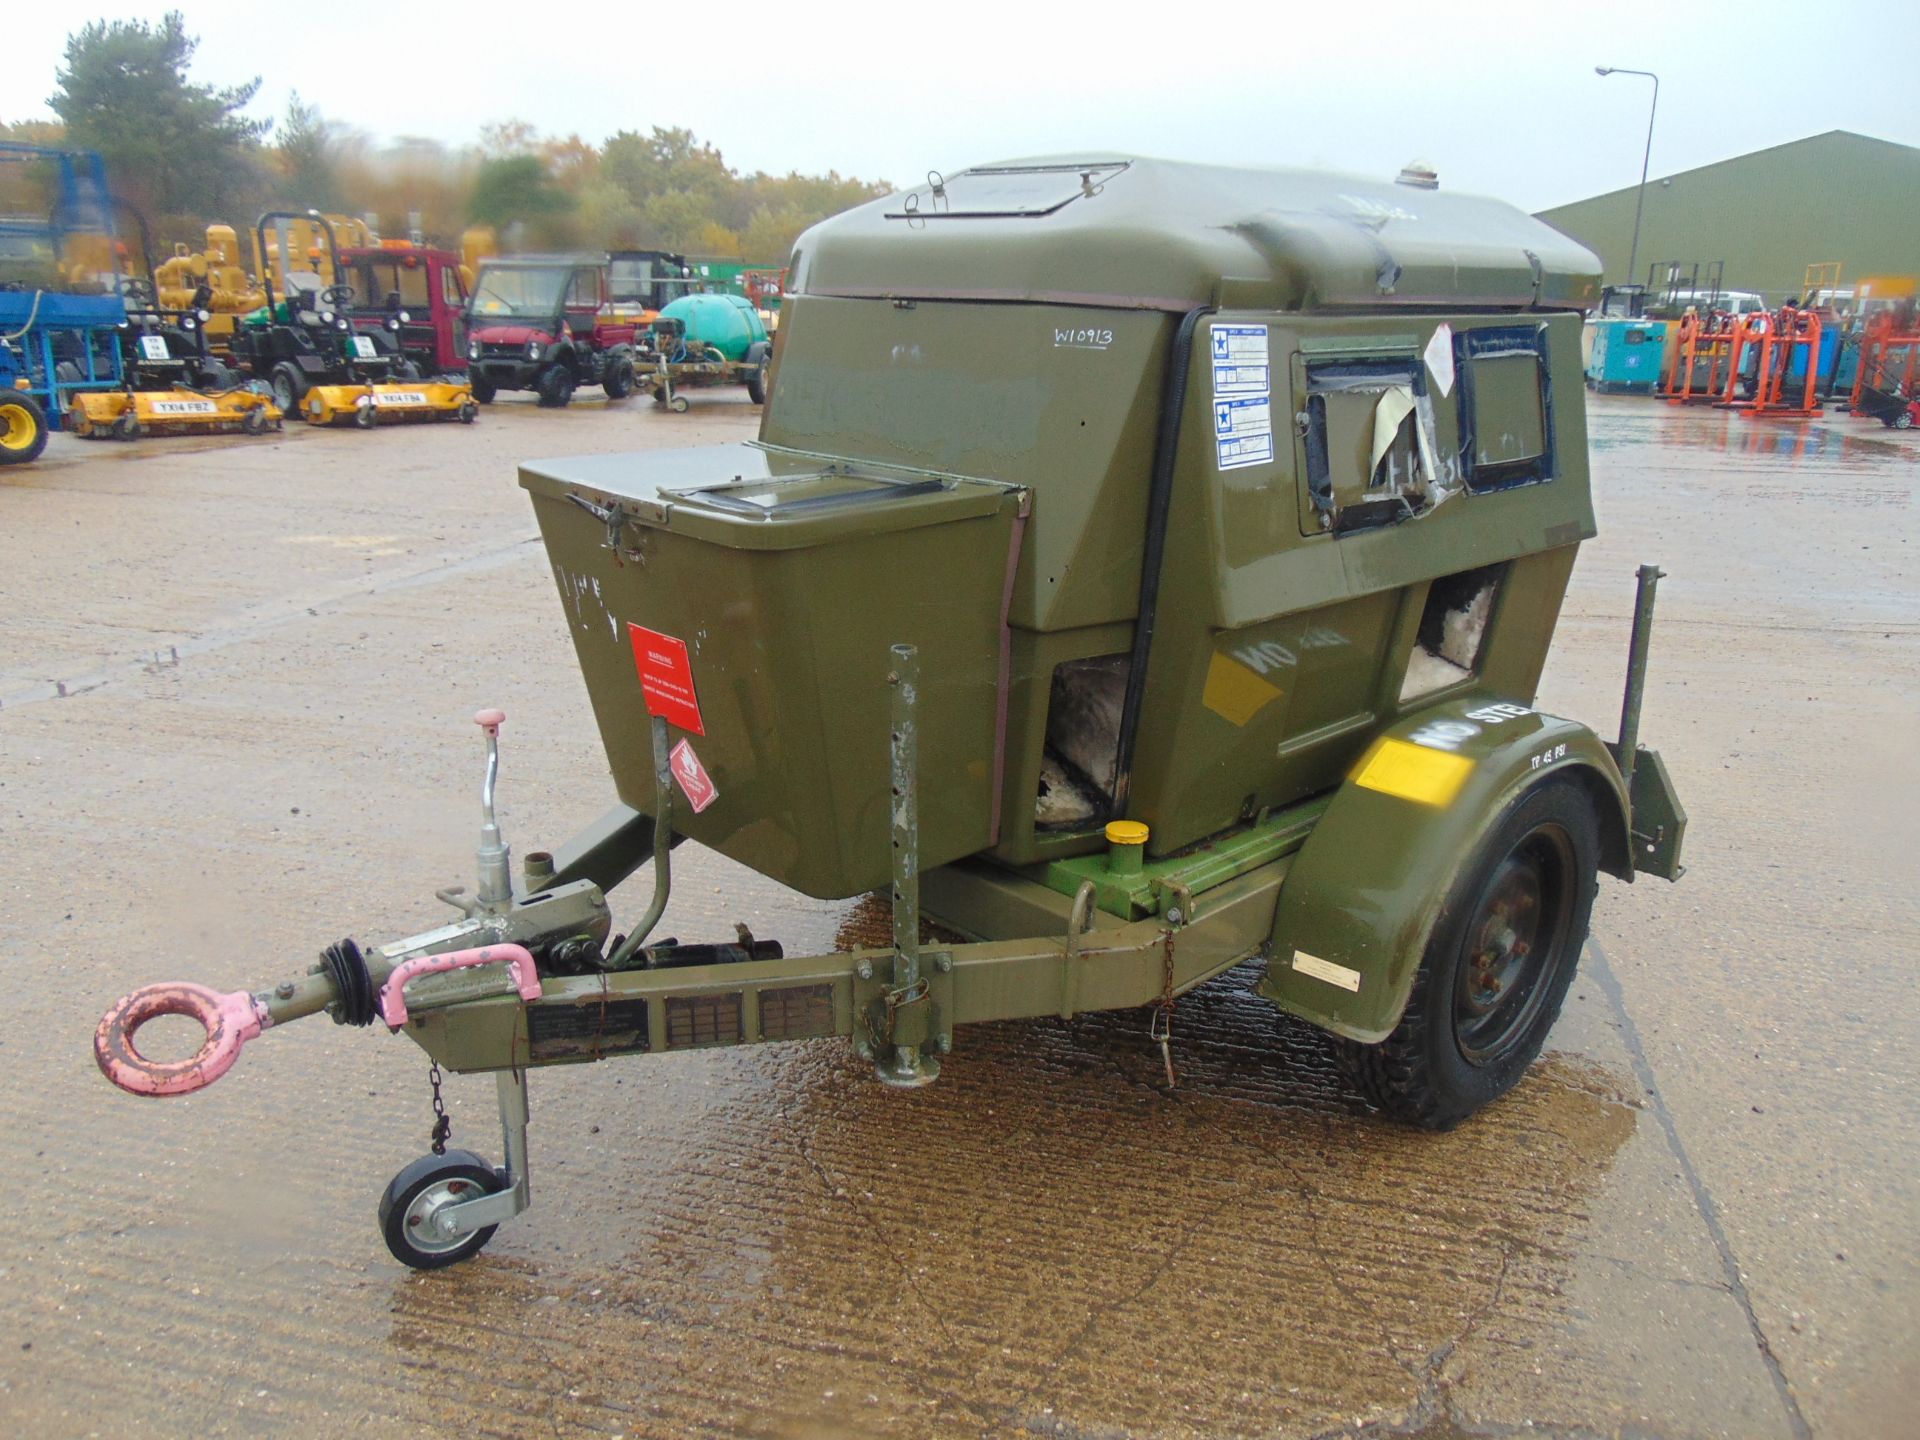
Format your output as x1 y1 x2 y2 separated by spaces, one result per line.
1292 951 1361 993
1353 737 1475 807
1529 742 1568 771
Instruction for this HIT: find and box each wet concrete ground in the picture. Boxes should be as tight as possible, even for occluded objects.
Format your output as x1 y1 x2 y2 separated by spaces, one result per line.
0 392 1914 1438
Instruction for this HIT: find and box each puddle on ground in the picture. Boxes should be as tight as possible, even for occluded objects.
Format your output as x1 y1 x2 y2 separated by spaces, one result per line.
378 902 1639 1439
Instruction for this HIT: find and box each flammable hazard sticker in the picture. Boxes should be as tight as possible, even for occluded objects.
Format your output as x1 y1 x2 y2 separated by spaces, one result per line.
669 738 718 814
627 623 705 735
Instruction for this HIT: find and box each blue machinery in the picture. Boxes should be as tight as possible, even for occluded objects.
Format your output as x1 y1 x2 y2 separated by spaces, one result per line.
0 141 129 420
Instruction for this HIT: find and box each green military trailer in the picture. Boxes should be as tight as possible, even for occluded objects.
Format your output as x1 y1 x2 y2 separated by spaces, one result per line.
96 156 1686 1269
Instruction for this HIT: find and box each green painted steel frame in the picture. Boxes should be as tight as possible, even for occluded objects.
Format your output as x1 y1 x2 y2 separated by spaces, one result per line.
399 857 1291 1076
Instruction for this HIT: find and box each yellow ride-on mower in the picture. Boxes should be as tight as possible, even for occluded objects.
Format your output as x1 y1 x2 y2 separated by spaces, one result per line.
235 211 475 429
68 272 281 440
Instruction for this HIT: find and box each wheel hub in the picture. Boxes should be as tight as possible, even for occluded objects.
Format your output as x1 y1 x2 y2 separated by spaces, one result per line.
404 1176 482 1251
1452 835 1569 1064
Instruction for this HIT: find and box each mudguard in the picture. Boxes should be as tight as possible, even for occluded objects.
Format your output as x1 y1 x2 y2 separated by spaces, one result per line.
1258 696 1632 1043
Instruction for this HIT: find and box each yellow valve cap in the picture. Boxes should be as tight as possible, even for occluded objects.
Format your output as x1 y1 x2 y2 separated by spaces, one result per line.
1104 820 1150 846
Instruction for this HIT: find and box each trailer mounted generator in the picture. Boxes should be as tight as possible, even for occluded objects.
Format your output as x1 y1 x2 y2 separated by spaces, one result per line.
98 156 1686 1269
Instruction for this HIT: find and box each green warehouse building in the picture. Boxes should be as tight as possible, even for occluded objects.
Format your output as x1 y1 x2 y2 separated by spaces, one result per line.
1537 130 1920 303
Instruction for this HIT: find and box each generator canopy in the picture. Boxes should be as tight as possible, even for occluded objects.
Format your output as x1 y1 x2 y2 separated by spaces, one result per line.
793 156 1601 314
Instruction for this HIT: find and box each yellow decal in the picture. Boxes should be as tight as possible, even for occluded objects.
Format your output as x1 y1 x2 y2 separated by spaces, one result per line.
1353 737 1474 807
1202 651 1283 727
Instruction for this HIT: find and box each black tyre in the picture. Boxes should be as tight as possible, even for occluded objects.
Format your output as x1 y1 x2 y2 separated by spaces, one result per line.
1336 777 1599 1129
377 1149 503 1270
269 363 304 415
470 374 496 405
395 359 423 382
746 359 769 405
0 393 50 465
603 357 635 400
535 364 575 408
241 405 269 436
114 410 143 441
1892 410 1914 431
198 359 237 391
669 394 690 414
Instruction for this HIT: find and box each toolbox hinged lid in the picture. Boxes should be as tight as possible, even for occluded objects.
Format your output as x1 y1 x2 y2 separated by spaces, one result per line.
520 443 1024 551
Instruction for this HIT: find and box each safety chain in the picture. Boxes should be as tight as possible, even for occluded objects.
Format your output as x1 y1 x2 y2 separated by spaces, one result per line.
427 1061 451 1156
1150 925 1178 1089
861 975 930 1055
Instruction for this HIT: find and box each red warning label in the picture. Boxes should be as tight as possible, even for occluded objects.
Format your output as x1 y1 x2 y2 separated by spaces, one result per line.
627 623 705 735
669 738 718 814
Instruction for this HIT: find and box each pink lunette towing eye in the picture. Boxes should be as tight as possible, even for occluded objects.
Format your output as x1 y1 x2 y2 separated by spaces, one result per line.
95 982 274 1097
377 944 542 1029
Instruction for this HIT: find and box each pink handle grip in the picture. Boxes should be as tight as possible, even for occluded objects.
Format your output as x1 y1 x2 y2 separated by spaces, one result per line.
379 944 541 1029
95 982 271 1097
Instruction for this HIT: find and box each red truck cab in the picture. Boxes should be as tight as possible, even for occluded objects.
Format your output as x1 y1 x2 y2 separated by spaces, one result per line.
340 242 471 376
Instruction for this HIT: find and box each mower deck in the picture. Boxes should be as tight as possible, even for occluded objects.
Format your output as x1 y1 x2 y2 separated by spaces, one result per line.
70 386 282 439
298 379 477 427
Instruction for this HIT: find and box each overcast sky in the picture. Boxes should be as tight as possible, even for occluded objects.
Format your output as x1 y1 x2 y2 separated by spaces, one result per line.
7 0 1914 212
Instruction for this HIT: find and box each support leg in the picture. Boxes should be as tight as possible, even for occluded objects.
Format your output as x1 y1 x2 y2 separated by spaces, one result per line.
876 642 939 1088
434 1067 532 1238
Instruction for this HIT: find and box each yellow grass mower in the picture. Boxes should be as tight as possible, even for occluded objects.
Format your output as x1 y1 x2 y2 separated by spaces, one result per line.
297 376 477 429
63 273 283 439
69 384 281 439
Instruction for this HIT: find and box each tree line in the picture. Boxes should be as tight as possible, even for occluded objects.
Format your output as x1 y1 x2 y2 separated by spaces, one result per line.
2 12 887 265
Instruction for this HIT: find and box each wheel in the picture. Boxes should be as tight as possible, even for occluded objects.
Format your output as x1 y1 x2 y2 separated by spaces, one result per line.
241 405 268 436
1335 777 1599 1129
535 364 576 408
458 401 478 424
669 395 690 414
197 359 236 390
354 402 376 429
469 374 496 404
269 363 304 415
1893 410 1914 431
603 357 635 399
0 393 49 465
113 409 143 441
377 1150 504 1270
395 359 422 381
651 385 669 406
746 359 769 405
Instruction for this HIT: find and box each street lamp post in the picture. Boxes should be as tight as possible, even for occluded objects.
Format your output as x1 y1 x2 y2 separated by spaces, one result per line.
1595 66 1659 288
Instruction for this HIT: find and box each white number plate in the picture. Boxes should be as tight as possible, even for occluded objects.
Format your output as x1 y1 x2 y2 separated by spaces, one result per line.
371 390 428 407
